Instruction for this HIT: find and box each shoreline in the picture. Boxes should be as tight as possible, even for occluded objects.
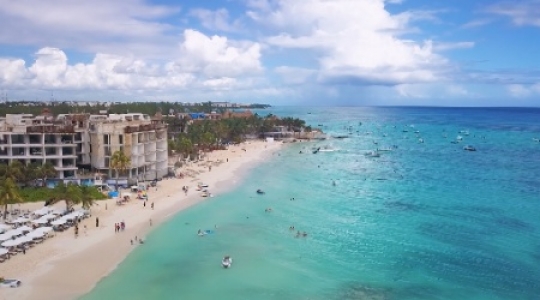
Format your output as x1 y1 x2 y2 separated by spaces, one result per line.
0 140 283 300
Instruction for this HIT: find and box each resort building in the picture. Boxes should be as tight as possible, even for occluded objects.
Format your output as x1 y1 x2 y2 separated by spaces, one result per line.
0 111 168 184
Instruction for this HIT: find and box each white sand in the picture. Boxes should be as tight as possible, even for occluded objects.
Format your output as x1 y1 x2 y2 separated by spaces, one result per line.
0 140 282 300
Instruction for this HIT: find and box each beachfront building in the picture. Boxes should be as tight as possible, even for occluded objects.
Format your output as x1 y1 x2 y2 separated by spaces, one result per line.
89 113 168 182
0 111 168 184
0 112 79 180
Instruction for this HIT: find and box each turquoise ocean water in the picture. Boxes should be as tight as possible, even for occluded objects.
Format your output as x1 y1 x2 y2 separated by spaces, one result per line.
81 107 540 300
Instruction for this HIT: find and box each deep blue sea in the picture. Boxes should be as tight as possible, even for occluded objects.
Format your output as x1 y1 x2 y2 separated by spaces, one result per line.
81 107 540 300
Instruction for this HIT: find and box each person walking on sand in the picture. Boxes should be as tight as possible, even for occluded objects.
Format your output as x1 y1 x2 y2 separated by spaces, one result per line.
149 219 153 226
96 217 99 228
151 202 154 210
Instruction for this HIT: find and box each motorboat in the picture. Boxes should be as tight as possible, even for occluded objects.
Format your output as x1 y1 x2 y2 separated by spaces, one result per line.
256 189 265 195
222 256 233 268
319 145 336 152
463 145 477 151
364 150 380 158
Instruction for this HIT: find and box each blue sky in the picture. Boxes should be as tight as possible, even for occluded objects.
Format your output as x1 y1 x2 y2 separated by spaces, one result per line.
0 0 539 106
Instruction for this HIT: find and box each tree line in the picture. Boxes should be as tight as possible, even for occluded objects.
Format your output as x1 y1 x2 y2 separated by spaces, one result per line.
0 101 270 115
167 114 311 161
0 162 106 219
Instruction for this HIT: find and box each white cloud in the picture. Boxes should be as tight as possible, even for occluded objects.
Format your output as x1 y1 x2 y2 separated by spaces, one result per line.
506 83 540 98
486 0 540 27
433 42 475 51
171 29 262 78
249 0 450 86
0 30 263 93
0 0 180 58
189 8 241 32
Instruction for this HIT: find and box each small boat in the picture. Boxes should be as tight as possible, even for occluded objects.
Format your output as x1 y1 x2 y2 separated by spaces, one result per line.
364 150 380 158
463 145 476 151
256 189 265 195
222 256 233 268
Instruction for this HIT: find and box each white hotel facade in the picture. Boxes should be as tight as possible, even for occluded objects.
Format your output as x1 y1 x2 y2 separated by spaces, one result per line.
0 112 168 183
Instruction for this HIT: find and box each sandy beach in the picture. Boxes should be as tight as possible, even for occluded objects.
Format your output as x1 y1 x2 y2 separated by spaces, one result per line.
0 140 282 300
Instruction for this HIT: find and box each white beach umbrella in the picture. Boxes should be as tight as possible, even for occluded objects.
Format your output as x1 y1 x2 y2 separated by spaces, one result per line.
0 247 8 255
16 236 33 244
17 225 33 232
3 229 21 237
35 226 53 233
32 218 49 225
62 213 76 220
1 239 21 247
26 231 45 239
0 234 13 241
33 207 51 216
51 209 67 215
0 223 11 230
41 214 56 220
51 219 66 225
12 217 30 224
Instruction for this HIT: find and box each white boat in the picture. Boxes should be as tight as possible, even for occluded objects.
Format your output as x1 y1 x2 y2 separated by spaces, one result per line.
463 145 476 151
318 145 336 152
364 150 380 158
222 256 232 268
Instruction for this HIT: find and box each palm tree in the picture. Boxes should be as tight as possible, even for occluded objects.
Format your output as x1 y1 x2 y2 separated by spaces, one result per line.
80 185 96 209
0 160 24 182
0 178 23 220
35 162 57 187
110 150 131 190
48 182 82 211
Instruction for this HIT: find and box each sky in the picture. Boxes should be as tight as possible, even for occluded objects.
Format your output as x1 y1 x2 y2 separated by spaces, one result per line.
0 0 539 106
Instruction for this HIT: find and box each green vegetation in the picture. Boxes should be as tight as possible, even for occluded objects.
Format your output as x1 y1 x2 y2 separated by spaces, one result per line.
110 150 131 188
0 162 107 213
0 101 270 115
168 114 309 160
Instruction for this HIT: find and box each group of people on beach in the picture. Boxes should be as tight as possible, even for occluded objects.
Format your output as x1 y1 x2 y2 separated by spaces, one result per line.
114 221 126 232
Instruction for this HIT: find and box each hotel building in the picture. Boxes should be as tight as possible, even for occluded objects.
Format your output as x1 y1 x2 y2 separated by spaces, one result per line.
0 111 168 183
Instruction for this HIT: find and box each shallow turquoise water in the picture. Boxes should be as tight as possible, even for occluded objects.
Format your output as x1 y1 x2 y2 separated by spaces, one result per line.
81 107 540 300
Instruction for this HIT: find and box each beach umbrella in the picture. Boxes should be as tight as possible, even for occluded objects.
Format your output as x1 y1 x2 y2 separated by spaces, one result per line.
26 231 45 239
51 219 66 225
1 239 21 247
0 248 8 255
3 229 21 237
16 236 33 244
0 234 13 241
32 218 49 224
35 227 53 233
62 213 77 220
42 214 56 220
33 207 51 216
51 209 67 215
17 225 33 232
12 217 30 224
0 223 11 230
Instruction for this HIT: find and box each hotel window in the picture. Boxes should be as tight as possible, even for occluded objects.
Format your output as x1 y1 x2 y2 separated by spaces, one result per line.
119 134 123 144
104 134 110 145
